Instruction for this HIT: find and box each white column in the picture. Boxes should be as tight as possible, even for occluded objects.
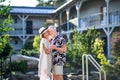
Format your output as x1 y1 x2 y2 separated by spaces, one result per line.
103 27 114 58
67 33 70 40
18 15 29 45
66 8 70 31
75 1 83 28
105 0 110 25
59 12 62 34
49 15 56 26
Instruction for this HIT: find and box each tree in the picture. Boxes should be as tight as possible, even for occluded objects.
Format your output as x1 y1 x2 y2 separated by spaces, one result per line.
66 28 109 70
0 1 13 57
108 30 120 79
0 1 14 79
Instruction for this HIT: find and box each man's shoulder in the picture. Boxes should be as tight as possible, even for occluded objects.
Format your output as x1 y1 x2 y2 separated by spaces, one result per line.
56 34 63 38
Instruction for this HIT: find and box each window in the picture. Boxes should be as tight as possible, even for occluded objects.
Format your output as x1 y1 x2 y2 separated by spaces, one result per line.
14 19 17 23
26 21 33 34
15 40 18 45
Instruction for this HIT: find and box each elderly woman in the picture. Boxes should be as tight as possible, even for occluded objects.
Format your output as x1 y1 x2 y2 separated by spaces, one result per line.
38 27 52 80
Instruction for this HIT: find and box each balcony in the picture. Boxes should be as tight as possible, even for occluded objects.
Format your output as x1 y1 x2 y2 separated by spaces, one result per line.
59 11 120 34
8 25 40 36
79 11 120 29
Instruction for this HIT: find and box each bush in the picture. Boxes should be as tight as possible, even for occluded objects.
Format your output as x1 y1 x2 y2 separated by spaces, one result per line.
11 60 28 74
66 28 109 70
20 49 39 57
33 35 41 51
22 39 33 50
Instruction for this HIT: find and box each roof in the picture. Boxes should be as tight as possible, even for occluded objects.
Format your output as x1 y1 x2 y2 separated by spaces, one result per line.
10 6 57 15
53 0 73 13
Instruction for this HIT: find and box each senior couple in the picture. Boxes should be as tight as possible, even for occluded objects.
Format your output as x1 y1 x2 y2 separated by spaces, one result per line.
38 25 67 80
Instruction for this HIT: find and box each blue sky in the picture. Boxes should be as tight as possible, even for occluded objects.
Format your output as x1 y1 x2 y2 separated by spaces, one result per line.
0 0 49 7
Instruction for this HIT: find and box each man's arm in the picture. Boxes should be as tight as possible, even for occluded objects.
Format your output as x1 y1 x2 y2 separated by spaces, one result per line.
51 44 67 53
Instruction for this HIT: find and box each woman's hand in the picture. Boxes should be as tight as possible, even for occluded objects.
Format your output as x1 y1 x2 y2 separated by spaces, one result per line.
50 44 66 52
51 45 57 50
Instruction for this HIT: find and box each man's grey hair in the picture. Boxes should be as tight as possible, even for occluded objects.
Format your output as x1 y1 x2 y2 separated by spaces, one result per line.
48 25 56 31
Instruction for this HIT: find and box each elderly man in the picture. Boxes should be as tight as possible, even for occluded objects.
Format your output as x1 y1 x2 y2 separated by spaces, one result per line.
47 25 67 80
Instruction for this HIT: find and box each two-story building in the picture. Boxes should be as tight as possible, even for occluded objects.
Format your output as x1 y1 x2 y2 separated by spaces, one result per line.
53 0 120 58
9 6 56 52
9 0 120 58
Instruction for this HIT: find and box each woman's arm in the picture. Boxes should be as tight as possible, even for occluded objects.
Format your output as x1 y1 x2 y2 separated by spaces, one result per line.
43 44 51 55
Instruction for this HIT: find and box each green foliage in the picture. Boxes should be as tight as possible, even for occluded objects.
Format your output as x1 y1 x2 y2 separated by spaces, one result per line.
22 39 33 50
20 49 39 57
111 30 120 57
0 5 14 56
93 38 110 66
0 43 14 59
11 60 28 74
44 22 54 28
21 36 40 57
0 0 5 2
0 34 11 53
107 30 120 79
33 35 41 51
66 28 108 70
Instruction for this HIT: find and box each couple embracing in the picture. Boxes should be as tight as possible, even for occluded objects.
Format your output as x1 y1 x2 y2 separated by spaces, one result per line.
38 25 67 80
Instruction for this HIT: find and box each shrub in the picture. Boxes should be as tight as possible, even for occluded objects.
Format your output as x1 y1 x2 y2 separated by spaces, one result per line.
11 60 28 74
22 39 33 50
20 49 39 57
66 28 109 70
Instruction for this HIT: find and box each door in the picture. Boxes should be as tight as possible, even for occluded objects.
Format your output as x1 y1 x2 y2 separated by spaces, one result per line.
26 21 33 34
101 37 108 57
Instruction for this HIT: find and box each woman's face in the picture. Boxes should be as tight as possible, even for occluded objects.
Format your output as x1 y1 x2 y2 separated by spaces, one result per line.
43 31 49 39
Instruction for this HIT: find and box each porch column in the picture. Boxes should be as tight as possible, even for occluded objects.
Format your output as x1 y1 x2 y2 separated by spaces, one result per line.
66 8 70 31
18 15 29 45
50 15 56 26
105 0 110 25
105 0 111 58
103 27 114 58
67 33 70 40
59 12 62 34
75 1 83 28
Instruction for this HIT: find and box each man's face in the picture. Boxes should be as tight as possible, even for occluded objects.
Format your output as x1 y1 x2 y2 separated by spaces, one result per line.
48 28 55 35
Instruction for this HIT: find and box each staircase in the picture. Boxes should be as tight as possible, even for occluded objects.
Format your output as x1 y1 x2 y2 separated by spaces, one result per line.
82 54 106 80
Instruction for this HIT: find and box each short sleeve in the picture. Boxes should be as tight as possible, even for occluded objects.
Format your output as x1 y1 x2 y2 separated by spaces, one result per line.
58 35 66 46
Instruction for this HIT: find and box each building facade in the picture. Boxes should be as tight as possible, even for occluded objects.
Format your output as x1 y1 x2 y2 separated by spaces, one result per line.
8 0 120 57
53 0 120 58
9 6 56 52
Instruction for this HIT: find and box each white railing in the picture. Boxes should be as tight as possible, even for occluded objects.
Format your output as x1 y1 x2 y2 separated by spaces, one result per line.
82 54 106 80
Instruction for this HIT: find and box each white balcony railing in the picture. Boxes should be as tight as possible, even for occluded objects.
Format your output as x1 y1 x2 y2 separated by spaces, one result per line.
80 13 102 28
80 11 120 28
59 11 120 33
8 25 40 36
